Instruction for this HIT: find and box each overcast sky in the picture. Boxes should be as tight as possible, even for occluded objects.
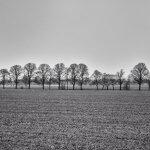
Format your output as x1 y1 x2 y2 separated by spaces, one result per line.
0 0 150 77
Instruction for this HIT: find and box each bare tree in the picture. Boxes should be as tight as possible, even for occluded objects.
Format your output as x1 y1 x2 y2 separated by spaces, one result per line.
100 73 111 90
68 64 78 90
53 63 66 90
46 68 54 90
0 69 10 89
91 70 102 90
64 67 70 90
131 63 149 90
109 75 117 90
24 63 37 89
78 63 89 90
10 65 23 89
99 73 106 90
116 69 125 90
105 74 112 90
37 64 50 89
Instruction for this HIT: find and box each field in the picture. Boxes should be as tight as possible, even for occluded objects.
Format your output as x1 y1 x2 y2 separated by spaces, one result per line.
0 89 150 150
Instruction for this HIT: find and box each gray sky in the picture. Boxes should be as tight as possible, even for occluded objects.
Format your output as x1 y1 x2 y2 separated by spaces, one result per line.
0 0 150 77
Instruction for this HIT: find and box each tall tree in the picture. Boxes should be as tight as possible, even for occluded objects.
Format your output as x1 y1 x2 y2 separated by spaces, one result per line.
78 63 89 90
116 69 125 90
131 63 149 90
53 63 65 90
68 64 78 90
0 69 9 89
91 70 102 90
24 63 37 89
10 65 23 89
37 64 50 89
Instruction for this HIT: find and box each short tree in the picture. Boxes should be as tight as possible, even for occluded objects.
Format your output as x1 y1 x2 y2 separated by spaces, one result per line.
105 74 112 90
116 69 125 90
46 68 54 90
34 76 42 85
0 69 10 89
37 64 50 89
64 67 70 90
68 64 78 90
22 75 28 88
10 65 23 89
100 73 111 90
125 74 133 90
91 70 102 90
8 76 13 86
109 75 117 90
99 73 106 90
53 63 66 90
24 63 37 89
78 63 89 90
131 63 149 90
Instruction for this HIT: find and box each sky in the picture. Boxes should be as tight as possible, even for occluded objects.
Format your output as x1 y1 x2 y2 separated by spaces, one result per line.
0 0 150 77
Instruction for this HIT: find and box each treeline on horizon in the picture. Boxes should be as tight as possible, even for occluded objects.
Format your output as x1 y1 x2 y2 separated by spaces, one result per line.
0 62 150 91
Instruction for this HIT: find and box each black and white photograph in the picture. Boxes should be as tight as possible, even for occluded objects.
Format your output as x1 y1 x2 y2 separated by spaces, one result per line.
0 0 150 149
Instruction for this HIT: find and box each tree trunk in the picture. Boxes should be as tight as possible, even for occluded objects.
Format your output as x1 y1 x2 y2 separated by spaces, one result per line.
80 84 83 90
73 84 75 90
113 85 114 90
120 84 121 90
42 79 45 89
28 78 31 89
16 77 18 89
80 76 83 90
59 77 60 90
67 79 68 90
3 80 5 89
3 76 5 89
139 83 141 91
107 86 108 90
96 85 98 90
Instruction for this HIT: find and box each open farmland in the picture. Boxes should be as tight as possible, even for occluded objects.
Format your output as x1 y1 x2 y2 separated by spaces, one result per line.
0 90 150 150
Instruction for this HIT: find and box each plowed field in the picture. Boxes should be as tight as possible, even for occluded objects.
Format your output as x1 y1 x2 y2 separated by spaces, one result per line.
0 89 150 149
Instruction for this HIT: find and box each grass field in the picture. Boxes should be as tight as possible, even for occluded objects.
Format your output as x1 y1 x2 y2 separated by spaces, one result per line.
0 89 150 149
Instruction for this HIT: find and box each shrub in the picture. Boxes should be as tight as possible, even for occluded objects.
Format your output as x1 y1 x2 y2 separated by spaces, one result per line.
20 86 24 89
60 85 66 90
123 82 130 90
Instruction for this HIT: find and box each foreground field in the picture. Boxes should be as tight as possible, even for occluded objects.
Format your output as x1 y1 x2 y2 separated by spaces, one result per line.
0 90 150 149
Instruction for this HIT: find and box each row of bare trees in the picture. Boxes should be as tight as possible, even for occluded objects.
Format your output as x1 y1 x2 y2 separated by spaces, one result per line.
0 62 150 90
0 63 89 90
91 63 150 91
